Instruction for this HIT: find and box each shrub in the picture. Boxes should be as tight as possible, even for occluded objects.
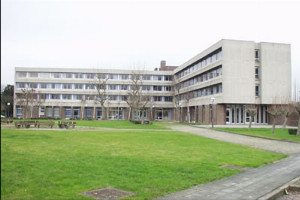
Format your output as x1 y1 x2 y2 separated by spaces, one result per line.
288 129 298 135
130 120 152 125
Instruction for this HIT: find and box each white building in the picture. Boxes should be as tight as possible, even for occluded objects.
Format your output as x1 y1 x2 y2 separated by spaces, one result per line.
14 39 291 125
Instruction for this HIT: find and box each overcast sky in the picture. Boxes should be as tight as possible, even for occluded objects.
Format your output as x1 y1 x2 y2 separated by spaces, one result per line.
2 0 300 93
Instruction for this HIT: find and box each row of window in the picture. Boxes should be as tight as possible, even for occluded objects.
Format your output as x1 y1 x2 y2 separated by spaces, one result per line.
16 82 173 91
179 84 222 100
16 72 173 81
16 93 174 102
180 66 222 89
176 48 222 79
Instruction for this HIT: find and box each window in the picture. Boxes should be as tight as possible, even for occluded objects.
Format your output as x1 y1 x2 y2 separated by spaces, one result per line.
119 74 128 80
109 85 118 90
109 74 118 79
153 86 162 91
109 95 118 101
28 83 38 88
40 83 47 89
39 107 45 116
53 73 60 78
46 107 52 118
164 96 173 102
62 84 72 89
73 94 83 100
142 75 151 80
153 75 162 81
29 72 38 77
65 107 71 119
255 85 260 97
62 94 72 100
255 67 259 79
74 73 83 78
17 72 27 78
86 73 95 79
74 84 83 89
16 106 22 118
54 107 60 118
39 73 51 78
165 86 172 91
142 85 151 91
154 96 162 101
120 85 128 90
255 49 259 59
165 76 172 81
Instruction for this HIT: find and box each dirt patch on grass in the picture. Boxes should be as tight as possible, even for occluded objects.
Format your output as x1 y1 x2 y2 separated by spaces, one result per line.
81 187 134 200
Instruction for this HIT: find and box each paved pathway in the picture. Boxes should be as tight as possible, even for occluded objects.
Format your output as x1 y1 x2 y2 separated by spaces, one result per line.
169 125 300 154
155 125 300 200
156 153 300 200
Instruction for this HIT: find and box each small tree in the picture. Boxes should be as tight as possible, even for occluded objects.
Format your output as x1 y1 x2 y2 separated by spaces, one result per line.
293 102 300 136
126 71 150 124
15 88 36 119
94 73 109 120
183 92 193 123
245 105 257 131
173 78 181 122
268 105 284 134
282 104 294 130
1 84 14 117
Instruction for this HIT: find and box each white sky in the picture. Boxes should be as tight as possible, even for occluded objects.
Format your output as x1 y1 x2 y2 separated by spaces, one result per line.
1 0 300 94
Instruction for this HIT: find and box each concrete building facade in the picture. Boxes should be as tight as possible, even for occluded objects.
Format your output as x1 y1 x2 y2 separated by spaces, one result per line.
14 39 292 125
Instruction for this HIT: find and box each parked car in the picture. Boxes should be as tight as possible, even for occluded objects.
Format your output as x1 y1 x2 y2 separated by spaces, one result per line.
1 115 6 118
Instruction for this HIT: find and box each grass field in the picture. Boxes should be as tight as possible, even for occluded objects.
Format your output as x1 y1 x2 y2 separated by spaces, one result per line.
1 128 285 200
214 128 300 143
12 119 169 129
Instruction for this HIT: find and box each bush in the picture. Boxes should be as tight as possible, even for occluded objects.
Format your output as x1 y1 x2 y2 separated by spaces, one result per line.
288 129 298 135
130 120 152 125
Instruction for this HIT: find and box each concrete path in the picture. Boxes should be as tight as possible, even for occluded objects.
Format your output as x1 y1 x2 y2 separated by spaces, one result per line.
155 125 300 200
156 153 300 200
169 125 300 154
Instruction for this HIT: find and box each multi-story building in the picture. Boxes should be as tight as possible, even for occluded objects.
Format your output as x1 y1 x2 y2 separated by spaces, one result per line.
14 39 292 125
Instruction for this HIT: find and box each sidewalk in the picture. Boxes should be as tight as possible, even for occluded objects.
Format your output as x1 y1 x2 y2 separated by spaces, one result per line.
155 125 300 200
169 125 300 154
156 153 300 200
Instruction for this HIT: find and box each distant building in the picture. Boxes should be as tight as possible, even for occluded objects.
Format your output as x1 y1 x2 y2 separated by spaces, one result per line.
14 39 292 125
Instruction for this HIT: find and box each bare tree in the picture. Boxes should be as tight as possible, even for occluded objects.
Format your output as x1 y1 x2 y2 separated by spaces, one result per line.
94 73 109 120
15 88 37 119
282 104 294 130
245 105 257 131
173 77 181 122
126 71 151 124
293 102 300 136
183 92 193 123
268 105 284 134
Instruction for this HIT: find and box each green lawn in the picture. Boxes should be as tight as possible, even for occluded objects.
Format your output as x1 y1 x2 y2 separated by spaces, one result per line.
1 128 285 200
12 119 169 129
214 128 300 143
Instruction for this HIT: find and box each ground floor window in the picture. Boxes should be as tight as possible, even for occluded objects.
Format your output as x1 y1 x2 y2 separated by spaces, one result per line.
54 107 60 118
73 107 80 119
46 107 52 118
226 104 268 125
85 107 92 119
16 106 22 118
133 109 147 120
154 108 171 120
96 108 102 119
108 107 125 120
65 107 71 119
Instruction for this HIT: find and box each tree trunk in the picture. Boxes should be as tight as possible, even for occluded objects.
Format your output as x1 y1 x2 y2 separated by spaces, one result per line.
272 117 276 134
248 117 252 131
297 117 300 136
282 117 288 130
128 107 131 120
141 109 145 125
187 107 190 123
